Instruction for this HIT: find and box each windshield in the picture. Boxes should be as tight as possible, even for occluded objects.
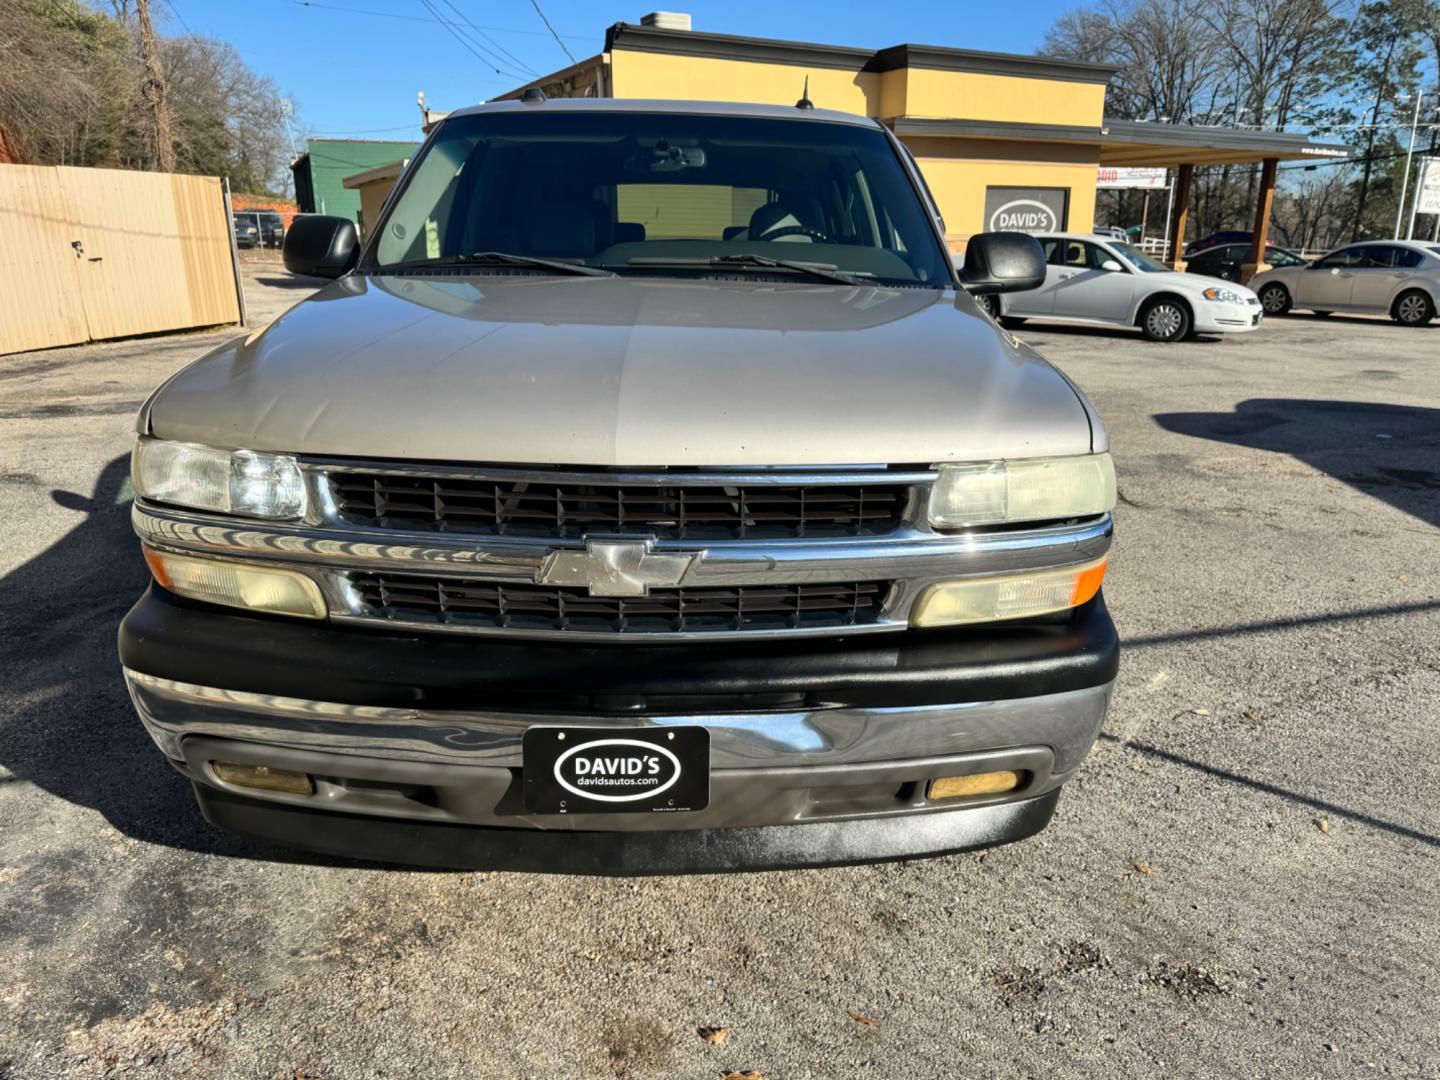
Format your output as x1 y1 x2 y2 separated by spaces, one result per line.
370 111 952 287
1110 243 1167 273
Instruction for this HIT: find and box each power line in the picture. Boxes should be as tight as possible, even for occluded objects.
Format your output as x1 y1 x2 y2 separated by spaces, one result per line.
283 0 588 40
417 0 530 82
438 0 538 76
527 0 574 64
161 0 193 36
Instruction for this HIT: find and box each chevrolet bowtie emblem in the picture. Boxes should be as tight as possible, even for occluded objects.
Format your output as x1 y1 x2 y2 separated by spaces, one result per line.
537 538 700 597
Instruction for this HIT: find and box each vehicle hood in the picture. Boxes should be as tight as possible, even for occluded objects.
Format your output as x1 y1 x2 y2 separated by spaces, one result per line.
144 273 1098 466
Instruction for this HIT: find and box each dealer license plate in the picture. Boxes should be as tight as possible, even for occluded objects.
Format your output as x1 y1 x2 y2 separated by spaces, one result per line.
521 727 710 814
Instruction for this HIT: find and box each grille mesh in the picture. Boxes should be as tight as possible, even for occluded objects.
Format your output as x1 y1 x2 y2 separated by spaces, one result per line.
329 472 911 540
350 572 890 635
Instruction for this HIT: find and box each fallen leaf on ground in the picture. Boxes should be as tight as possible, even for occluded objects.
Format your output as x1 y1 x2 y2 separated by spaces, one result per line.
1190 708 1211 717
1132 861 1155 875
1315 818 1330 834
848 1010 879 1027
722 1072 764 1080
1129 761 1144 772
698 1026 730 1045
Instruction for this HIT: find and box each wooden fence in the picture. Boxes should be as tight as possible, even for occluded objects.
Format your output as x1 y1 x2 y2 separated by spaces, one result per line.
0 164 243 356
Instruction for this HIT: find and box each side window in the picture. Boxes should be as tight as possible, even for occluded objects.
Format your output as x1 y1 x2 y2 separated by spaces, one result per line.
1314 248 1362 269
1267 248 1301 267
1353 245 1393 268
1042 238 1065 265
1391 247 1423 269
1061 241 1106 269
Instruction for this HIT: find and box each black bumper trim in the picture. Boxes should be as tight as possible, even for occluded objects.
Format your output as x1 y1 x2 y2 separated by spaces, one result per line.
194 783 1062 874
118 587 1118 713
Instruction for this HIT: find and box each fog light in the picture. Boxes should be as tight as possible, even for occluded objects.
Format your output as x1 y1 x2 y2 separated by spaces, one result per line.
928 770 1022 800
211 761 313 795
144 547 326 619
911 558 1107 627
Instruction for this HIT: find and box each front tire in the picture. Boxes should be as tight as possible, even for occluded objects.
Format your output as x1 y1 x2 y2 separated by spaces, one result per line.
1258 282 1292 315
975 293 1001 320
1393 289 1435 326
1139 297 1192 342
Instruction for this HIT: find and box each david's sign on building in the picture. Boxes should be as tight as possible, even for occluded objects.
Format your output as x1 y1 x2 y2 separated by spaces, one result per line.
984 187 1070 234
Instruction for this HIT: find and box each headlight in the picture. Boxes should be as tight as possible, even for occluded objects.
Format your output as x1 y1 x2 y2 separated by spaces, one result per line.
911 558 1107 627
133 438 306 519
928 454 1115 530
1202 286 1246 304
144 548 327 619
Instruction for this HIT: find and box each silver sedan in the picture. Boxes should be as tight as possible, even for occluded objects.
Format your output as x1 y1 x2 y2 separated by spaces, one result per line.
1250 240 1440 326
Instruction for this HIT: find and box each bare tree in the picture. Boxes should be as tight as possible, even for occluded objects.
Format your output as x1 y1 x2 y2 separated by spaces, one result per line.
135 0 175 171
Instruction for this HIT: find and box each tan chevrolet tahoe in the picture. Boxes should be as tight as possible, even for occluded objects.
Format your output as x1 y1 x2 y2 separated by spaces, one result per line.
119 96 1117 872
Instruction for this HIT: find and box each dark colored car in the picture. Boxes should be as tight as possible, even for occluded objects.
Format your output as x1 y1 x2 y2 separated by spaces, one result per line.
231 212 259 249
1185 243 1308 282
1184 230 1253 255
250 210 286 247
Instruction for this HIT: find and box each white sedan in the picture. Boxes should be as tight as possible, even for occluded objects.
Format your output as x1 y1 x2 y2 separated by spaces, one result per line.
974 232 1263 342
1249 240 1440 326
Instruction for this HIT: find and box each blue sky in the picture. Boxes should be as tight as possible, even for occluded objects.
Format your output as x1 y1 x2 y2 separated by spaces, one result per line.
160 0 1077 141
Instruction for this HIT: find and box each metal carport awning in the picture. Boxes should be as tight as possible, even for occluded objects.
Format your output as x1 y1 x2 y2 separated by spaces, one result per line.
889 116 1351 279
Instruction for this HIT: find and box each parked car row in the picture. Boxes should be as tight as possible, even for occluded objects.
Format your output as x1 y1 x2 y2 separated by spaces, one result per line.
974 233 1438 340
231 210 286 249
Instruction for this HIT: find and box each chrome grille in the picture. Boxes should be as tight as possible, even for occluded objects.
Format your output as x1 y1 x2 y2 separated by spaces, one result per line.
329 472 912 540
350 571 890 635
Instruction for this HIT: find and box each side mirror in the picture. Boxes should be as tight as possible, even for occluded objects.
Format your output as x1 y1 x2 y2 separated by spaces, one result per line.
1100 259 1123 272
283 215 358 279
959 232 1046 294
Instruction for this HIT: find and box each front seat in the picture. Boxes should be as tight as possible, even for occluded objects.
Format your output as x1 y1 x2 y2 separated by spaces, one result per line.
525 201 598 258
747 201 823 243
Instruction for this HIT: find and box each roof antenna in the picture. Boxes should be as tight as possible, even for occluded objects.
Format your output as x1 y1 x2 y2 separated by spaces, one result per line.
796 76 814 110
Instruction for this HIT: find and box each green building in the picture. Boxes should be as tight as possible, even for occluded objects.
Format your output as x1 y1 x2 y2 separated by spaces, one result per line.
291 139 419 224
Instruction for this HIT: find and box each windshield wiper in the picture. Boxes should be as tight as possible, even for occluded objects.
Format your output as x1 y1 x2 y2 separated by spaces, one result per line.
382 251 614 277
625 254 867 286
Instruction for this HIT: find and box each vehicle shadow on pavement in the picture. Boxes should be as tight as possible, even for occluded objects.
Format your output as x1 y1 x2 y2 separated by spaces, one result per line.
1020 324 1225 344
1154 398 1440 529
0 454 378 866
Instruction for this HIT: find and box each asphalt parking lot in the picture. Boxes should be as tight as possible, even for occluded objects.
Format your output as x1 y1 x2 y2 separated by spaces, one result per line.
1 266 1437 1079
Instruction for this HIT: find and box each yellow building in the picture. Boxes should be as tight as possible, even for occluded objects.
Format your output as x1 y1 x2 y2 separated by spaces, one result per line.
492 16 1348 274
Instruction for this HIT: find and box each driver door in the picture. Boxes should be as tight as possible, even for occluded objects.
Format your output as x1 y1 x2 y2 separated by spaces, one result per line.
1001 237 1063 315
1296 247 1362 308
1050 240 1135 322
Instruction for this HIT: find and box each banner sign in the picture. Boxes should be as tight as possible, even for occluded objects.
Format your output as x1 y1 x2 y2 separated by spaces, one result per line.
1416 158 1440 216
1096 166 1169 190
984 187 1070 233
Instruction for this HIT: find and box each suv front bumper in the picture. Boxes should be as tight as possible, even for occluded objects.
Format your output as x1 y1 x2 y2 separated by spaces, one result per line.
119 587 1118 872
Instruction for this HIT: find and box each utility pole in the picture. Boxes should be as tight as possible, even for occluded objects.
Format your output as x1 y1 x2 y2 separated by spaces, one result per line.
136 0 175 172
1393 93 1423 239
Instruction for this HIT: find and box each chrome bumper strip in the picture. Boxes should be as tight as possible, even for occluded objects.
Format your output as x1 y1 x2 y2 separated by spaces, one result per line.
125 669 1113 776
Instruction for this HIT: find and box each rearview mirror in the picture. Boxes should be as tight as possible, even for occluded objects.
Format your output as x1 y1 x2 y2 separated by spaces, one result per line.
283 214 358 279
959 232 1046 294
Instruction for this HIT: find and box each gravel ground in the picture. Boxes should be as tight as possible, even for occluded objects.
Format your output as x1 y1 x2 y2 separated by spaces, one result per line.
1 264 1437 1079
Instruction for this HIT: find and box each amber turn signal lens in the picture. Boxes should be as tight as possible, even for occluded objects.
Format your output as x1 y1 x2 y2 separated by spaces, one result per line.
210 761 313 795
910 557 1108 628
927 770 1023 800
143 547 327 619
